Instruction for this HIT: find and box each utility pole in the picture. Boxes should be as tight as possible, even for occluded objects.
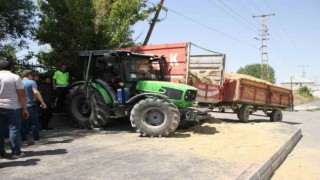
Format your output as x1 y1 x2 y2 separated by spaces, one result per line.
290 76 294 111
143 0 165 46
298 65 308 78
253 13 275 82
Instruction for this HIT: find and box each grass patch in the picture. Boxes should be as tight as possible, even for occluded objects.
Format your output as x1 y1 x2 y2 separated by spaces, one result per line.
293 93 317 106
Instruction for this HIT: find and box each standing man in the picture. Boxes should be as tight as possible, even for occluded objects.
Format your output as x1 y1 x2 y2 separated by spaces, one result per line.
0 60 29 159
53 63 69 112
38 75 54 130
21 70 48 145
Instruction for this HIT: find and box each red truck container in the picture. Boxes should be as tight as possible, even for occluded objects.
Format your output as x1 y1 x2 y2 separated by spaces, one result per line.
128 42 293 122
127 42 225 104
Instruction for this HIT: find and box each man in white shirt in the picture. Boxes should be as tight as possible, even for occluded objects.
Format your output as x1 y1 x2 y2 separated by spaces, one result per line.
0 60 29 159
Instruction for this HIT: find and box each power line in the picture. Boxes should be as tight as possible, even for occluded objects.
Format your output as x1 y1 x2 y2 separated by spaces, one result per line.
236 0 261 24
249 0 263 14
164 6 258 50
214 0 259 30
262 0 302 61
206 0 256 33
298 65 309 78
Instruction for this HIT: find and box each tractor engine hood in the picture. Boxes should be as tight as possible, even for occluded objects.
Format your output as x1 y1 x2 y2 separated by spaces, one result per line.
136 81 198 102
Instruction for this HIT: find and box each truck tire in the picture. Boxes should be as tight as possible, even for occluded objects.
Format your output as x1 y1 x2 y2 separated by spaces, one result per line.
67 85 109 128
238 104 250 122
178 112 196 129
130 98 180 137
270 109 283 122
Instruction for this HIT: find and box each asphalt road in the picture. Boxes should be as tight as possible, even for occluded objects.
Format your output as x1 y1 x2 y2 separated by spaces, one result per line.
272 110 320 179
294 100 320 111
0 109 316 179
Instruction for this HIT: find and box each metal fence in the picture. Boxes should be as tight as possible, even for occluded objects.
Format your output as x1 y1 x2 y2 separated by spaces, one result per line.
15 60 55 75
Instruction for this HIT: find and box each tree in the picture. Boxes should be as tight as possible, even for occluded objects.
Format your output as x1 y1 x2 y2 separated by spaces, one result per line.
237 63 276 84
0 44 17 61
0 0 35 61
36 0 155 68
0 0 35 40
297 86 313 97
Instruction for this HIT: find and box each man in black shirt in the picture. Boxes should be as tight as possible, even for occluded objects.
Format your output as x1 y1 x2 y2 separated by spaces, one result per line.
38 76 54 130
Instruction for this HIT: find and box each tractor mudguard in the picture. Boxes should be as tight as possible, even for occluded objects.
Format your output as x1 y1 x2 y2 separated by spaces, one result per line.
126 93 170 104
70 81 113 105
94 79 118 103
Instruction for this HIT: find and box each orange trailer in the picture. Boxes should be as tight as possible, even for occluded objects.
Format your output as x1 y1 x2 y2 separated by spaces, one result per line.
220 78 293 122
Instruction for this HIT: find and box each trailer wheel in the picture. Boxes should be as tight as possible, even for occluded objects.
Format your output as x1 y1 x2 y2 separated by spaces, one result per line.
130 98 180 137
270 109 283 122
238 104 250 122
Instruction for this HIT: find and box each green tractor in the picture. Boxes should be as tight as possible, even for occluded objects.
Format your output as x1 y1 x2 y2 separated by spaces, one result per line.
67 50 209 137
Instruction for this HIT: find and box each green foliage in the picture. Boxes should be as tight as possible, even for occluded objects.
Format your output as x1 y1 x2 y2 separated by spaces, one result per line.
237 63 276 84
297 86 313 97
0 44 17 61
0 0 35 40
36 0 154 67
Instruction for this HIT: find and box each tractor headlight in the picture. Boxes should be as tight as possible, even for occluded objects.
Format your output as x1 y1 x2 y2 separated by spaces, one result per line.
185 90 197 101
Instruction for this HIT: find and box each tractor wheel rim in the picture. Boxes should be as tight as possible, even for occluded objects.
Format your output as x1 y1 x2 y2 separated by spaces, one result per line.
142 108 165 126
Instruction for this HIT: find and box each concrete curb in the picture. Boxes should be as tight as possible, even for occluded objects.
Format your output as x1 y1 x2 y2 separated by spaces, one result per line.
237 128 303 180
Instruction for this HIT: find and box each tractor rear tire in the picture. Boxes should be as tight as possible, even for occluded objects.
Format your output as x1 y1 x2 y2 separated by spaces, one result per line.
270 109 283 122
91 89 110 127
238 104 250 123
67 85 109 128
130 98 180 137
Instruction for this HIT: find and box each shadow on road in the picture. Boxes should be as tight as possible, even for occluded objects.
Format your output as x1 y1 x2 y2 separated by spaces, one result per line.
47 139 74 145
25 149 68 157
169 133 191 138
191 125 220 135
0 159 40 169
280 121 302 125
221 118 270 123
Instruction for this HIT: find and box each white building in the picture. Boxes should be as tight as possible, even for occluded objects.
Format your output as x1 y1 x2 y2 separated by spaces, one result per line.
281 76 314 91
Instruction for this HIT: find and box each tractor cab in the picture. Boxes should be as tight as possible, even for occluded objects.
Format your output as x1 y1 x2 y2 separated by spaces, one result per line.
79 50 165 103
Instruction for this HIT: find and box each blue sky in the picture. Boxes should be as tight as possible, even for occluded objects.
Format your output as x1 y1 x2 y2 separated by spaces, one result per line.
131 0 320 84
20 0 320 85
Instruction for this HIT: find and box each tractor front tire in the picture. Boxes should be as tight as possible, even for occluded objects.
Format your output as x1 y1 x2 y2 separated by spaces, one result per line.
130 98 180 137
